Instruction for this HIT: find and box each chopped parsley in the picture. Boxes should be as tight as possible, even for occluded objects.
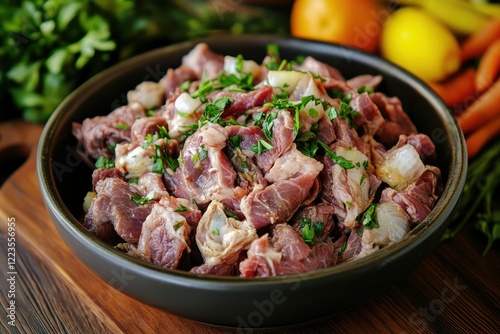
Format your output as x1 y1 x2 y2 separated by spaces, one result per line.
250 139 273 155
173 221 184 231
95 156 115 169
174 204 188 212
327 106 338 120
357 85 374 94
151 143 179 173
192 145 208 165
262 111 278 141
295 131 319 158
224 209 239 219
264 44 280 70
338 101 359 129
264 95 323 136
142 125 170 149
179 80 190 92
191 55 254 102
211 229 220 236
128 177 139 184
337 241 347 256
180 97 234 136
317 140 355 169
299 218 324 245
131 191 155 205
360 204 379 230
228 135 244 149
115 123 130 130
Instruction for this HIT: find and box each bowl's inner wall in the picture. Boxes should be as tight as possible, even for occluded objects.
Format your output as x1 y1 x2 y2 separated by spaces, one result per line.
48 37 453 233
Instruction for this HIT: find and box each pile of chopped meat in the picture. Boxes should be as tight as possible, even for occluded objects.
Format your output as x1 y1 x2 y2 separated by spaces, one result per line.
72 43 442 277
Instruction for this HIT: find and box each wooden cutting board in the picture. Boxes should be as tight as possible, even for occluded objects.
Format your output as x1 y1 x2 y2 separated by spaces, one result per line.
0 120 498 334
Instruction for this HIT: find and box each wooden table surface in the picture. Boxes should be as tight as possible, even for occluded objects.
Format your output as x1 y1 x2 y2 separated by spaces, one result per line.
0 120 498 334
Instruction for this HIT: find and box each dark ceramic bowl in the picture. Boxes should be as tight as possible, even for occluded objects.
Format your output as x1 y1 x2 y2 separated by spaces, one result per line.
37 35 467 329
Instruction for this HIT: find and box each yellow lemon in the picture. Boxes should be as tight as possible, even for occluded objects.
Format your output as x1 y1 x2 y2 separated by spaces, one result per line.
381 7 461 82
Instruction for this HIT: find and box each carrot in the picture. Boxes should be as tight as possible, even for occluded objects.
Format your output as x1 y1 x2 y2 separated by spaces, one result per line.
457 79 500 134
466 116 500 158
475 39 500 92
427 68 477 106
460 18 500 62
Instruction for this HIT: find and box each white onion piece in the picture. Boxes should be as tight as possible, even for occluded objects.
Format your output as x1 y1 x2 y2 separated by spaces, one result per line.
224 55 261 78
362 202 410 246
266 70 307 93
127 81 164 109
82 191 96 213
196 201 257 266
175 92 202 116
376 144 425 190
116 145 152 179
337 147 371 199
336 147 369 169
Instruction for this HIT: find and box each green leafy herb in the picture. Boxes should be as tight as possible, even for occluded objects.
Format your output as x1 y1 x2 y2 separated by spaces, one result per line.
173 221 184 231
115 123 130 130
151 143 179 173
327 106 338 120
299 218 324 245
337 241 347 256
264 43 280 70
174 205 188 212
317 140 355 169
1 3 290 123
181 97 233 136
191 60 253 101
128 177 139 184
339 101 359 129
360 204 379 230
301 223 316 244
179 80 190 92
211 229 220 236
357 85 374 94
442 142 500 255
253 112 265 127
250 139 273 155
262 111 278 141
224 209 239 219
228 135 244 149
142 125 170 149
95 156 114 169
131 191 155 205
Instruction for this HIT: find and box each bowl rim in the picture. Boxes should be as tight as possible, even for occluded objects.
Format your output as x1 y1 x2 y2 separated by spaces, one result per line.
36 34 468 286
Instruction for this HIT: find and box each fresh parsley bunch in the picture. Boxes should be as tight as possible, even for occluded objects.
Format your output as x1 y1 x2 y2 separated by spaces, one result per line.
0 0 290 123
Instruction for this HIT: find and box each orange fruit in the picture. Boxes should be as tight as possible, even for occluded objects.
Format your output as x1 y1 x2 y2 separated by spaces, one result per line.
290 0 383 53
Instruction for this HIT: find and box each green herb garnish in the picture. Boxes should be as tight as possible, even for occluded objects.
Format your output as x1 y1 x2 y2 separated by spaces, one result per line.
250 139 273 155
299 218 324 245
95 156 114 169
228 135 244 149
115 123 130 130
317 140 355 169
361 204 379 230
131 191 155 205
174 205 188 212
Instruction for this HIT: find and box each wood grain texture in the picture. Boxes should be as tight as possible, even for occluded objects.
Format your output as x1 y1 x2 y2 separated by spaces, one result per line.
0 120 498 334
